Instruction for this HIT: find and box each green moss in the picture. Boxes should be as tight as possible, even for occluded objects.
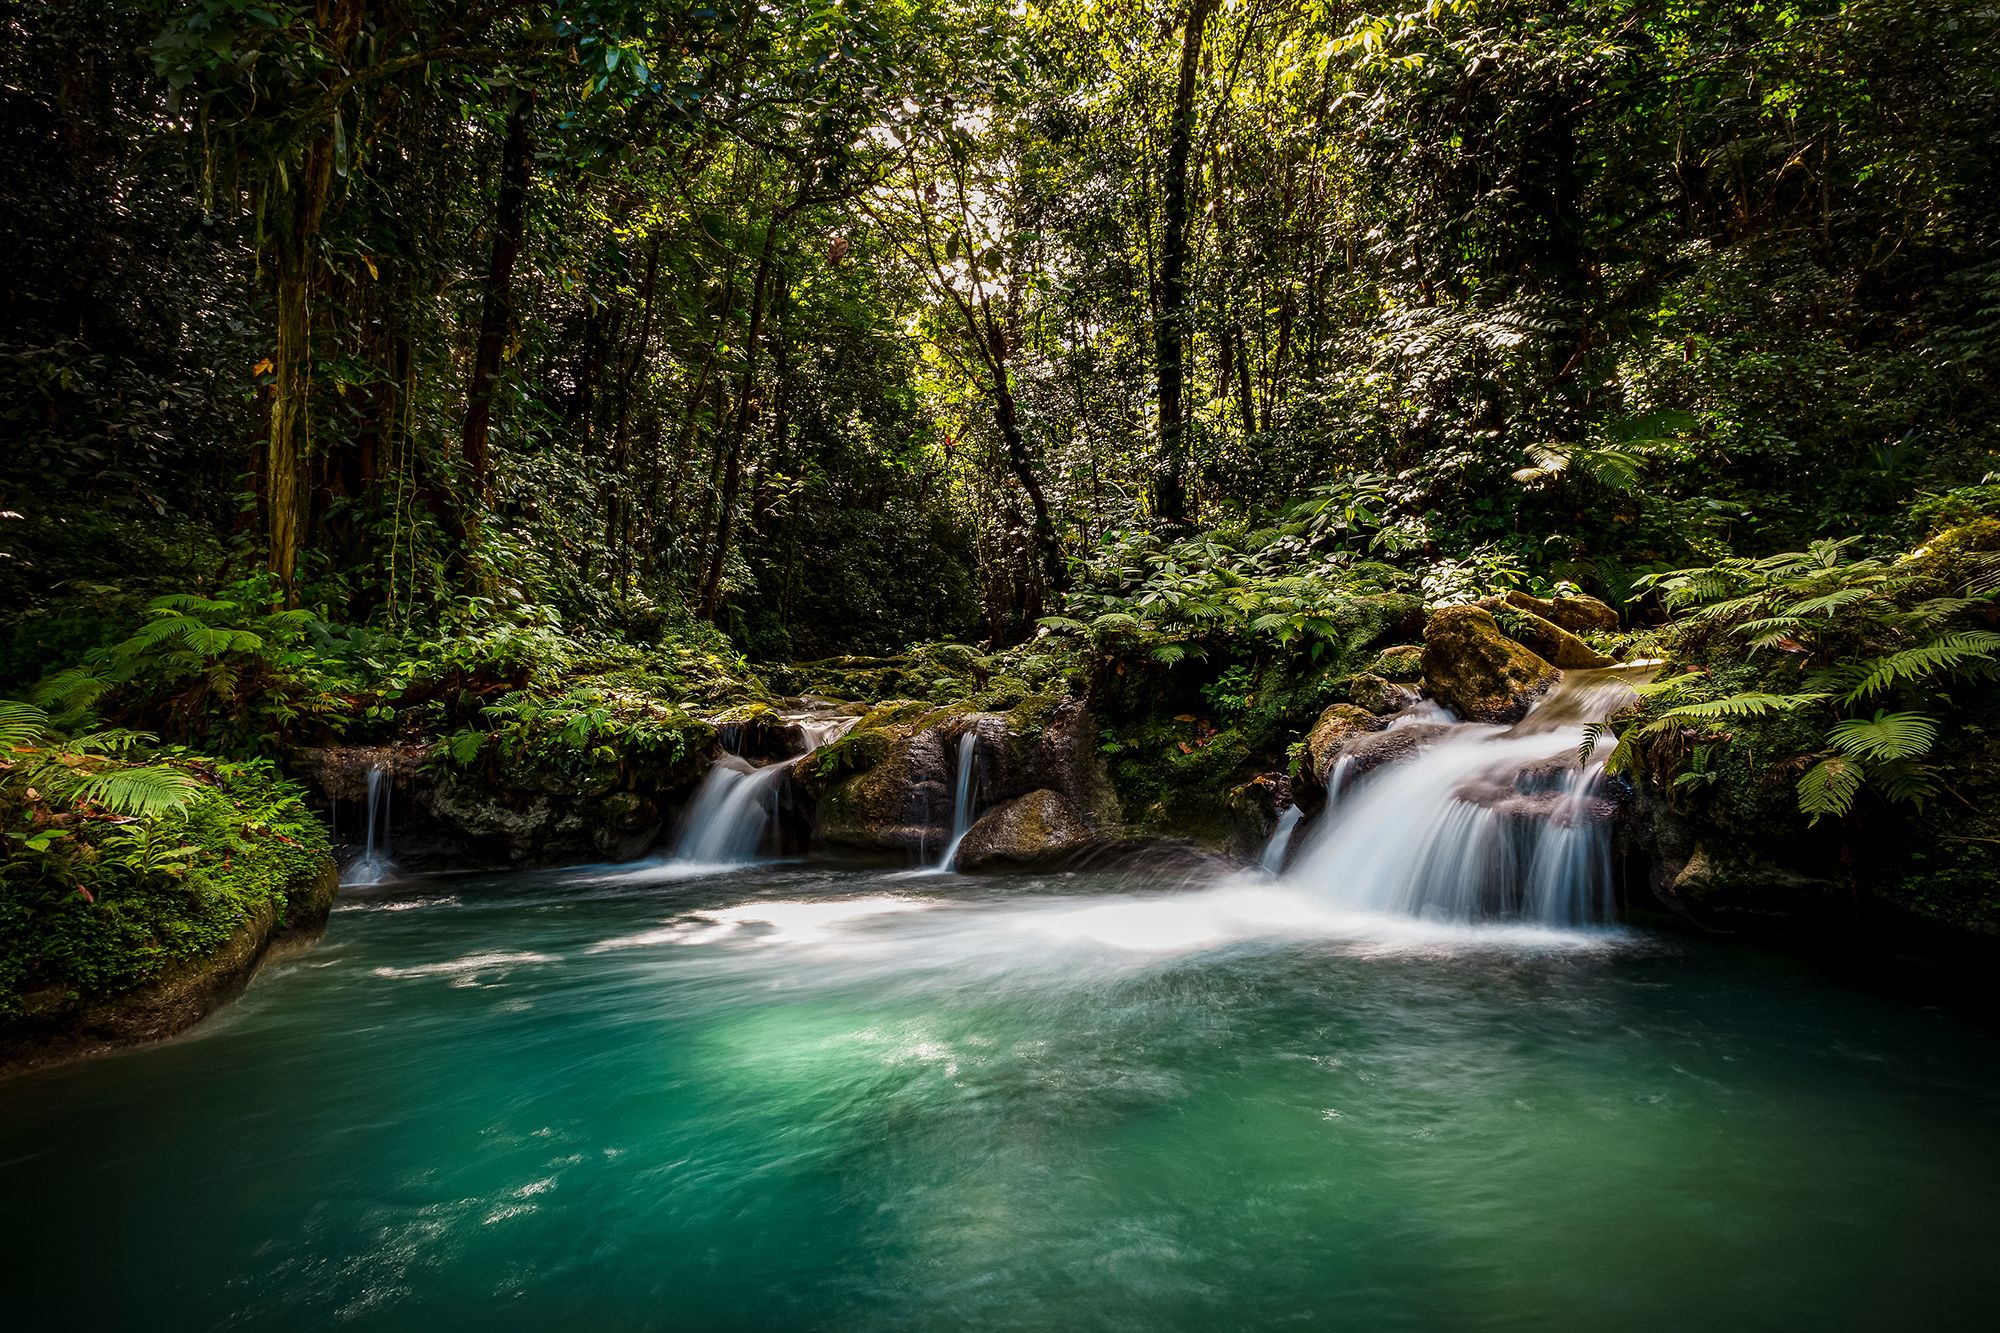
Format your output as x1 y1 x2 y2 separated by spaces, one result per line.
0 760 332 1018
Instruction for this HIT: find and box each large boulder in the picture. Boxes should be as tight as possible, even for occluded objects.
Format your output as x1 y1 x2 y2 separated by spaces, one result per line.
953 789 1093 871
804 695 1119 856
1502 589 1620 634
810 718 952 854
1420 606 1559 723
1482 600 1615 669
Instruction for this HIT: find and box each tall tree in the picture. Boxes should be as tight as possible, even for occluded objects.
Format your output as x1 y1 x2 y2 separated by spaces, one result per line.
1150 0 1216 526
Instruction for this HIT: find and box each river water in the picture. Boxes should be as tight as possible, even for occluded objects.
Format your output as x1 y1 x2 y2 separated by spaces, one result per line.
4 863 1998 1330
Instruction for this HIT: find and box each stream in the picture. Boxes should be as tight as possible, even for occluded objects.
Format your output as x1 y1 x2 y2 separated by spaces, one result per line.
3 862 1998 1329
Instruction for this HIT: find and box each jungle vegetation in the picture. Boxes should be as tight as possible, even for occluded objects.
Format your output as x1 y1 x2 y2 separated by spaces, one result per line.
3 0 1999 980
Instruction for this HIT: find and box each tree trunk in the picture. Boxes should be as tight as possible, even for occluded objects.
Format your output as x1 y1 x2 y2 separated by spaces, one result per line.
981 304 1065 607
699 221 779 619
264 132 338 601
461 89 535 498
1149 0 1216 526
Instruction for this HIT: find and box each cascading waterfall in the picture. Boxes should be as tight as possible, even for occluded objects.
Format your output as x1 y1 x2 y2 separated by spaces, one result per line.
344 765 399 885
673 706 857 864
937 732 982 870
1258 804 1303 874
1286 666 1651 926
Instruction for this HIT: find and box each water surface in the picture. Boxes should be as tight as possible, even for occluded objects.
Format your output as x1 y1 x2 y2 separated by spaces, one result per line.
3 864 1997 1330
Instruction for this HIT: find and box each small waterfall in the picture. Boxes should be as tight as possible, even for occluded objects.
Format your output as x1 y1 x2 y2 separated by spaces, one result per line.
1258 804 1303 874
673 705 856 864
344 765 399 885
937 732 982 870
1287 666 1650 926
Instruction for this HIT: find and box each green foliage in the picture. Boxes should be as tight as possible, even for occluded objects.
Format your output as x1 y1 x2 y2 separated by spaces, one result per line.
1628 527 2000 823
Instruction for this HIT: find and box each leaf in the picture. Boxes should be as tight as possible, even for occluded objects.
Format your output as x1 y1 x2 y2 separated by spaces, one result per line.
1845 631 2000 702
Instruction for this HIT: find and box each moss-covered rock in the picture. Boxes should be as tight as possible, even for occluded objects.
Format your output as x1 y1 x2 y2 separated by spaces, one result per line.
1502 589 1621 634
1421 606 1558 723
1483 600 1615 669
1 763 339 1075
1303 703 1378 785
1367 645 1425 683
954 789 1093 871
1347 672 1418 715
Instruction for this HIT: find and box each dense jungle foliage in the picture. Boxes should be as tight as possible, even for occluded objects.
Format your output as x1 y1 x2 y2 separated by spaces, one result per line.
3 0 1999 992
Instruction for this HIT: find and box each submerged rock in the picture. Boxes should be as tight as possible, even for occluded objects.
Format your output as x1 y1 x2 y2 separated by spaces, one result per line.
954 789 1093 871
1420 606 1559 723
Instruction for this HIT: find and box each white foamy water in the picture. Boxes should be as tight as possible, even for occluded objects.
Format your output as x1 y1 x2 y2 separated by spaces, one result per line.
1287 666 1649 926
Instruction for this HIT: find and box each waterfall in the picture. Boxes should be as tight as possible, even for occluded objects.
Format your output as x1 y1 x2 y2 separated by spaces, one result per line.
673 706 857 864
937 732 982 870
1258 804 1303 874
1286 666 1650 927
344 765 399 885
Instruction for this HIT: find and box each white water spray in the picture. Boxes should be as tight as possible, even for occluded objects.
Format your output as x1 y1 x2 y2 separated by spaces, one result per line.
937 732 982 870
1286 667 1649 926
1258 804 1303 874
344 765 399 885
672 705 857 864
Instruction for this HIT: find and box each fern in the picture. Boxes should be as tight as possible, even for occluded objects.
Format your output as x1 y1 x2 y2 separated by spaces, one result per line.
1826 711 1939 763
62 765 202 817
1797 756 1864 825
1844 631 2000 702
1647 692 1821 727
0 700 50 751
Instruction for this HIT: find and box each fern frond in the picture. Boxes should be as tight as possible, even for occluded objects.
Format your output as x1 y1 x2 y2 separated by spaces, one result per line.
0 700 50 751
1827 711 1939 763
1780 585 1879 618
1845 631 2000 702
64 765 202 817
1870 760 1940 809
147 594 238 614
31 667 109 713
1797 756 1864 825
1649 692 1822 727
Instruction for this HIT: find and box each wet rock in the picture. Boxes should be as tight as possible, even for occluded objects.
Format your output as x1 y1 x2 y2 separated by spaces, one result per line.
954 789 1093 871
1304 703 1379 786
289 743 426 803
592 791 663 861
1333 723 1455 778
811 722 951 854
1348 672 1420 716
1420 606 1559 723
805 695 1119 856
1502 589 1621 634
